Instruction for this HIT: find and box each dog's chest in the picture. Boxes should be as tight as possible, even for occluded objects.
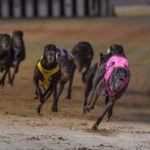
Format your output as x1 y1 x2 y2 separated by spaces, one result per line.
37 61 60 86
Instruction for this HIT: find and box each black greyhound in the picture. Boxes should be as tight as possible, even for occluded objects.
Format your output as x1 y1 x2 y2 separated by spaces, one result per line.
84 44 130 130
71 41 94 83
0 33 14 87
9 30 26 85
83 53 111 114
56 48 76 100
33 44 61 113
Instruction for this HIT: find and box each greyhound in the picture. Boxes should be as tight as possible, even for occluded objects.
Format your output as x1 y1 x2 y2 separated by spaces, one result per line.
56 48 76 100
9 30 26 85
33 44 61 113
83 44 130 130
0 33 14 87
71 41 94 83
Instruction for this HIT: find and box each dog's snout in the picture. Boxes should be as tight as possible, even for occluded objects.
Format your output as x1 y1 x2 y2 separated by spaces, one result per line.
15 39 21 47
46 53 55 63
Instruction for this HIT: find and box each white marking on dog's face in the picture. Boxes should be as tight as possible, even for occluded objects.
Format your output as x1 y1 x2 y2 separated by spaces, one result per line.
14 37 22 47
107 48 110 54
45 50 56 63
2 39 9 50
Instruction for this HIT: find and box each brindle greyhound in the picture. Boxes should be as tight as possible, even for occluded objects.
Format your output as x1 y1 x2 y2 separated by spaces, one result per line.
0 33 14 87
56 48 76 100
71 41 94 83
83 44 130 130
33 44 61 113
9 30 26 85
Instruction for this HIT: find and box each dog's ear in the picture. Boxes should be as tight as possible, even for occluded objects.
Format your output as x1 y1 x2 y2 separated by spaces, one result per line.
99 53 104 60
100 53 103 57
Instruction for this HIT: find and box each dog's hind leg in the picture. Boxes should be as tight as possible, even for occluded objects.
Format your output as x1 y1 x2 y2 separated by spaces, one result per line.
105 96 109 105
92 100 114 130
104 96 114 121
107 102 115 121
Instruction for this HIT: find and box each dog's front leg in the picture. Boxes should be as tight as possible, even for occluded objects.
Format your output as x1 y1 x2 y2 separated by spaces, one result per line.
83 79 92 114
38 88 44 104
66 65 76 99
34 80 44 103
14 60 20 74
52 86 57 112
42 82 57 112
82 64 90 83
42 83 53 102
10 60 20 85
34 89 38 99
57 81 65 100
0 69 8 88
35 84 44 114
88 92 99 110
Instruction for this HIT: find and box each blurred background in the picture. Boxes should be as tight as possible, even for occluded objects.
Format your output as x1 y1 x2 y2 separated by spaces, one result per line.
0 0 150 18
0 0 150 122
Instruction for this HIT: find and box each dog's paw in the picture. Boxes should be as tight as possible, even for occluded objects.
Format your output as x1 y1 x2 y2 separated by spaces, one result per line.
34 96 38 100
92 124 98 130
85 105 91 112
83 105 91 115
37 106 41 114
83 106 88 115
52 107 58 112
66 95 71 100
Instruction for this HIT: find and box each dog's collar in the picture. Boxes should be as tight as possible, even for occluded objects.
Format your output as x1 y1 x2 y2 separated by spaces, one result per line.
38 62 59 74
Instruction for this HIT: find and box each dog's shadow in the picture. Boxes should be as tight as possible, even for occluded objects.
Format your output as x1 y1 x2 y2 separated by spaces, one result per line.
83 128 117 136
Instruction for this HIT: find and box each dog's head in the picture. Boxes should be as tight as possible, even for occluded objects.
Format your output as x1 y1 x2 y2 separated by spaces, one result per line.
0 34 12 51
12 30 23 48
107 44 126 57
0 34 12 59
43 44 57 64
71 42 94 72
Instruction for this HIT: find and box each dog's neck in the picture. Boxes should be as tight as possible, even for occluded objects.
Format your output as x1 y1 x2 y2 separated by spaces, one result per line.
40 57 57 70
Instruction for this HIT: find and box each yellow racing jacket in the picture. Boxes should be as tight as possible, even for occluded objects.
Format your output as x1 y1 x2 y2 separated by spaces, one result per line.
37 58 60 87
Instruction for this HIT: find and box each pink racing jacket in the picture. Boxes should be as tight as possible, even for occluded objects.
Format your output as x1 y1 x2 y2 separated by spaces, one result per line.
104 55 129 97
